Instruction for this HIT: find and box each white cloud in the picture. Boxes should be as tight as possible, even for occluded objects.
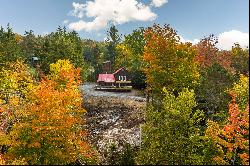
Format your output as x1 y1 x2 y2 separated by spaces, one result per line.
151 0 168 7
179 35 200 45
40 31 49 36
217 30 249 50
63 20 69 24
179 30 249 51
69 2 85 18
68 0 162 32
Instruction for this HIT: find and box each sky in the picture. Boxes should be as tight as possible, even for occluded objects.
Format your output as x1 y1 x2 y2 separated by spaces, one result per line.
0 0 249 50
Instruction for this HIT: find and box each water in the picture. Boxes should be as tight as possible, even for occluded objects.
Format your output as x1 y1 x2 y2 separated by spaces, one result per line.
80 83 146 102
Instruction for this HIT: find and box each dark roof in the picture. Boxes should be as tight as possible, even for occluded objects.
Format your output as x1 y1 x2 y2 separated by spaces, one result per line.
113 67 126 75
97 74 115 82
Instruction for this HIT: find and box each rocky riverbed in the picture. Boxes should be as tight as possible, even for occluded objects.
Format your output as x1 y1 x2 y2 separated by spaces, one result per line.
80 83 146 164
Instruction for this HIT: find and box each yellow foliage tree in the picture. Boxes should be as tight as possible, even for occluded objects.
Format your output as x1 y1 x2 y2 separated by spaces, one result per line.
0 60 35 102
143 24 199 100
0 60 97 165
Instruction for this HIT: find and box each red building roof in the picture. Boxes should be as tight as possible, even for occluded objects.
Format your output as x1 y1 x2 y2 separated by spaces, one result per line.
97 74 115 83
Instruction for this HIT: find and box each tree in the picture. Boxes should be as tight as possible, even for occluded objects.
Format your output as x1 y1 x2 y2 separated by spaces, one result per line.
20 30 42 63
205 75 249 165
194 35 237 121
82 39 104 81
231 43 249 76
195 63 235 121
206 94 249 165
0 25 24 67
194 35 219 68
36 27 87 80
115 28 146 89
0 60 97 165
143 24 199 102
0 61 36 128
0 60 36 109
229 74 249 112
105 25 121 70
106 25 121 46
194 35 235 74
139 88 209 165
0 61 37 162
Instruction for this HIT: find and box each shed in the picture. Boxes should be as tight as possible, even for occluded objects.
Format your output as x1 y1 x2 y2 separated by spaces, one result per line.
96 67 132 91
113 67 131 83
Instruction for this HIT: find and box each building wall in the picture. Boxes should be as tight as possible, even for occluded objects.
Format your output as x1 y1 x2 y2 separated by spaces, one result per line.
114 69 131 82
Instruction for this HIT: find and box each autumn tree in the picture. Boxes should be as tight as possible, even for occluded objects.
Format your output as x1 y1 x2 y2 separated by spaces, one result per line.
229 75 249 112
115 28 146 89
194 35 239 121
0 60 97 165
0 60 36 132
205 74 249 165
195 63 236 121
0 61 36 163
206 97 249 165
0 60 36 102
0 25 24 67
139 88 210 165
194 35 219 68
143 24 199 102
231 43 249 76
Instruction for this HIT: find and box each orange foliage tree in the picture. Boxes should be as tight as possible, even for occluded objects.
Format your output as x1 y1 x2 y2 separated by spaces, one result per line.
143 24 199 101
194 35 234 73
0 60 97 165
206 93 249 165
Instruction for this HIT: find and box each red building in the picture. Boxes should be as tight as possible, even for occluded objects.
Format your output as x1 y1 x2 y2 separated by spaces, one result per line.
95 67 132 91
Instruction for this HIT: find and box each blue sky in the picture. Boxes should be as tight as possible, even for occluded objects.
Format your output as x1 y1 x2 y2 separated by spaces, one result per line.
0 0 249 49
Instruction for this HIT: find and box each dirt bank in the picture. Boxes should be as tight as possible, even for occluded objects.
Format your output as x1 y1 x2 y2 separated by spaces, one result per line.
80 83 146 163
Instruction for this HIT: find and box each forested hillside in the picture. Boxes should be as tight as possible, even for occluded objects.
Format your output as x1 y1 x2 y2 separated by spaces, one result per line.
0 24 249 165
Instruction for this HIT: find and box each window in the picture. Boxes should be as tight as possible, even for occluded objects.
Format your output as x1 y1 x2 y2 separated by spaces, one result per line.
118 76 127 81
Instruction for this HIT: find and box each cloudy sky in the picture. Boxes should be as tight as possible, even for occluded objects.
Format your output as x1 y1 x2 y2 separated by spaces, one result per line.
0 0 249 50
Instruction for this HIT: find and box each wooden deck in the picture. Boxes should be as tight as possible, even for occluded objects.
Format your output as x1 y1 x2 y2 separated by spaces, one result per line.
94 85 132 92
